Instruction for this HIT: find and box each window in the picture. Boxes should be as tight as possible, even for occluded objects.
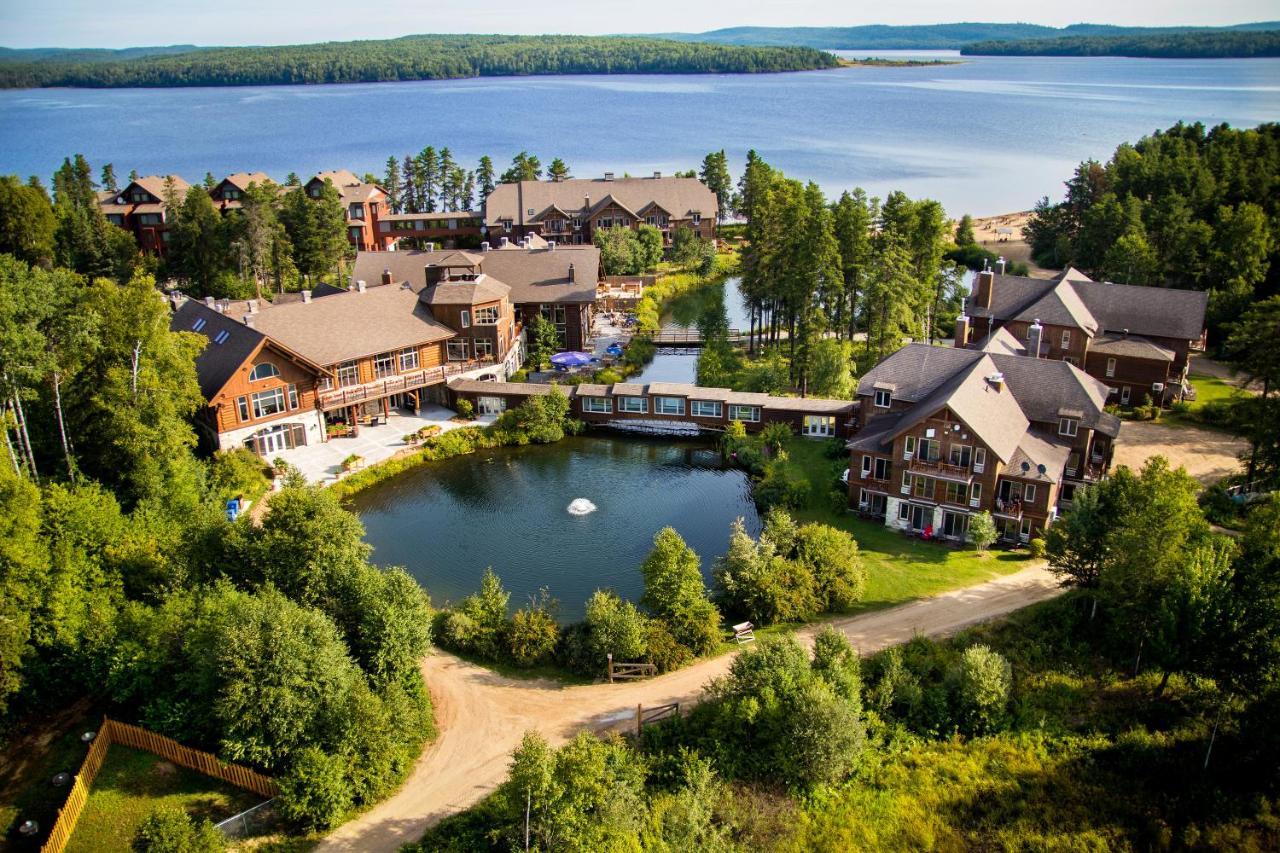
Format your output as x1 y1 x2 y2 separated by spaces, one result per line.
191 317 207 332
373 352 396 378
919 438 941 462
873 458 890 480
1120 385 1131 405
236 396 250 422
874 389 891 408
336 361 359 387
1105 357 1117 378
690 400 722 418
379 221 391 233
618 396 647 413
944 481 969 505
913 476 934 499
901 469 911 494
949 444 972 468
399 347 419 371
474 306 499 325
213 330 230 345
973 447 986 473
1066 451 1081 476
1061 483 1077 504
655 396 684 415
970 483 982 506
728 404 759 422
1059 418 1078 437
287 384 299 409
541 305 567 334
691 213 701 225
1023 484 1037 504
460 309 471 328
1061 330 1071 348
582 396 612 413
250 387 285 418
904 435 916 459
473 339 493 358
447 340 469 361
861 455 872 478
598 217 613 229
1020 518 1033 541
803 415 835 437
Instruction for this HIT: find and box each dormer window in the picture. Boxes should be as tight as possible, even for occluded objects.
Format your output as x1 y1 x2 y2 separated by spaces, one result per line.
874 389 891 408
1058 418 1079 437
249 362 281 382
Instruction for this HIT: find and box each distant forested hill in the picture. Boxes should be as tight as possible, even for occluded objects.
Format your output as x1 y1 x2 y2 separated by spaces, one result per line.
0 44 210 62
650 21 1280 50
963 30 1280 58
0 34 838 89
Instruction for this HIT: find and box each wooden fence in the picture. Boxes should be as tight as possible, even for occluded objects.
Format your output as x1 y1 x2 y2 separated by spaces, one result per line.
607 653 658 683
40 717 278 853
635 703 680 736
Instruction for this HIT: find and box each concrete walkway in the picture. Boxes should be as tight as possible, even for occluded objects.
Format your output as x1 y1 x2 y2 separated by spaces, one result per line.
274 405 470 484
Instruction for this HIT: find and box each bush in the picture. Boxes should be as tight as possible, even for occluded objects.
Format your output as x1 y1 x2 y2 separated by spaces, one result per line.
645 619 694 673
760 421 791 453
956 644 1012 735
755 460 810 511
594 366 624 384
509 368 529 382
969 511 997 551
207 447 272 503
1028 537 1047 559
640 528 723 656
132 805 226 852
438 568 510 660
341 453 363 472
795 522 867 612
454 398 475 420
278 746 353 831
585 589 648 662
508 596 560 667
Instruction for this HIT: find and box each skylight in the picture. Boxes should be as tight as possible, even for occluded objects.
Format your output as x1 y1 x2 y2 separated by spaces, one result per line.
191 317 207 332
213 330 230 345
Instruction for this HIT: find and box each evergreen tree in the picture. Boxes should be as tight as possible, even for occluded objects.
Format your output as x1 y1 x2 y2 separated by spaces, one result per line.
399 154 418 214
698 150 733 222
437 147 457 209
501 151 542 183
831 189 873 340
0 175 56 265
382 156 402 214
547 157 571 182
100 163 118 193
414 147 439 213
954 213 975 245
166 187 230 295
476 155 496 200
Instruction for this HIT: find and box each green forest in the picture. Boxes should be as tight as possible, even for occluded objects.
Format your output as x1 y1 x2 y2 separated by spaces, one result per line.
964 30 1280 58
0 35 838 89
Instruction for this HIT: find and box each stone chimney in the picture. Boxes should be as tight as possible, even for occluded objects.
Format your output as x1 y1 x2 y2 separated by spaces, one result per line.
355 279 367 293
301 290 312 303
568 263 575 283
583 194 591 209
1027 319 1043 359
974 270 995 310
382 268 393 285
954 314 970 349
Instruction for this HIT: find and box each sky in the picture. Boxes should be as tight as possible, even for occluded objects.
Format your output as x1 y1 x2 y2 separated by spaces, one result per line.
2 1 1277 48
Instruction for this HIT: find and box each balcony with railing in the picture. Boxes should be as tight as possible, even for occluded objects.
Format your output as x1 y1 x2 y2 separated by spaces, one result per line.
907 457 975 483
318 359 493 411
992 499 1024 521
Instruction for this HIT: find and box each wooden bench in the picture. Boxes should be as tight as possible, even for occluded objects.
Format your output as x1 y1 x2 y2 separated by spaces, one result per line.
732 622 756 644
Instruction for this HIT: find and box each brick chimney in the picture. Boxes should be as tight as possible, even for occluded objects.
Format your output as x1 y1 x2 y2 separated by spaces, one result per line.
382 268 393 285
974 270 995 310
568 263 575 283
954 314 970 348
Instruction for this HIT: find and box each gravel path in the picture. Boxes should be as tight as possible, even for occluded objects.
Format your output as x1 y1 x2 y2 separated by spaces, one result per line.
316 565 1060 853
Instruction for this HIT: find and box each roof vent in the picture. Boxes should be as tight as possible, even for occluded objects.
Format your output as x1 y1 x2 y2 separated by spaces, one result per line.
603 172 614 181
301 290 312 303
568 263 575 283
247 299 258 314
500 236 509 247
242 314 255 328
987 371 1005 390
997 256 1007 274
426 242 436 253
548 241 556 251
204 296 215 308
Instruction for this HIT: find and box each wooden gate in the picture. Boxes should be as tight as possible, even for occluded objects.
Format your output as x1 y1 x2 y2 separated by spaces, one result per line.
635 703 680 736
607 653 657 682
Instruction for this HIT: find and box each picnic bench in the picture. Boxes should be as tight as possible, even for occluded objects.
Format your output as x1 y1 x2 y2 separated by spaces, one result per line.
732 622 756 644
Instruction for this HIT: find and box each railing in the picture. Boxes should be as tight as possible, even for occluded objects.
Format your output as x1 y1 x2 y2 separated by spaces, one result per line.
908 458 974 482
318 359 493 410
630 328 745 344
993 501 1024 520
607 653 658 682
636 703 680 736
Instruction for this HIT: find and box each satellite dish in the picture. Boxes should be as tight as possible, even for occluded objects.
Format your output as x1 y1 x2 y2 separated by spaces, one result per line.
1021 461 1030 473
1037 464 1047 475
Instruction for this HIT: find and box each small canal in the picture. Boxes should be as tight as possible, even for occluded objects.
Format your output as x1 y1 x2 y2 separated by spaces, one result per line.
632 275 750 384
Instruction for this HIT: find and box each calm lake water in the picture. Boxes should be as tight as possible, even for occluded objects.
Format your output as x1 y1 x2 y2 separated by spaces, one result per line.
349 435 760 621
2 53 1277 215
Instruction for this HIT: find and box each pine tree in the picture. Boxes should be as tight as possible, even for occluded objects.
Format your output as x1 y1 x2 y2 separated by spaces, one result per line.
476 156 496 200
400 154 418 214
437 148 456 209
100 163 118 193
415 147 438 213
699 150 733 222
382 156 402 214
547 158 571 182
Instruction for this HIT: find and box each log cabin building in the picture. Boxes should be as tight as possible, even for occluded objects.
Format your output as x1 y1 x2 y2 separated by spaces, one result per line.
483 173 718 247
847 342 1120 545
956 266 1208 407
209 172 273 212
351 241 601 351
98 175 190 256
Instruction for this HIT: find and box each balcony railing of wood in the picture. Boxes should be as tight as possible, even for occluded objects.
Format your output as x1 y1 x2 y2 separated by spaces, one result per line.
318 359 493 410
907 458 975 482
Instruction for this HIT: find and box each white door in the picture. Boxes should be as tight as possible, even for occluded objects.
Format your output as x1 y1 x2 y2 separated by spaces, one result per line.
477 396 506 416
258 426 289 455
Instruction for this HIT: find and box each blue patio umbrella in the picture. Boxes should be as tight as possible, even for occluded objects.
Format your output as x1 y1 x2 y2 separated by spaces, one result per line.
550 351 595 368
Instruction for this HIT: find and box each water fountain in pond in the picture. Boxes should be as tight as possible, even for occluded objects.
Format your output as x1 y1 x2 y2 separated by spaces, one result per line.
567 498 597 516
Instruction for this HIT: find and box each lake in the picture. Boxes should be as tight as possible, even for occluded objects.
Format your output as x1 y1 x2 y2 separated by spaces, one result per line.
2 53 1276 215
348 435 760 621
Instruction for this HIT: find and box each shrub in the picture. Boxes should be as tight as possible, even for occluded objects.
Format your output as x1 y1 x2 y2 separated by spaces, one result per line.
341 453 363 472
585 589 648 662
509 368 529 382
795 522 867 612
645 619 694 673
508 595 560 667
132 805 226 852
594 366 624 384
755 460 810 511
438 568 510 660
1028 537 1047 559
955 644 1012 735
969 511 998 551
760 421 792 453
1170 400 1192 415
640 528 722 656
278 746 353 831
207 447 272 503
454 398 475 420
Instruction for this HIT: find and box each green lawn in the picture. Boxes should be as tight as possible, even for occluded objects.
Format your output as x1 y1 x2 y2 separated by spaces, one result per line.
1160 372 1243 429
778 436 1033 610
66 746 260 853
1 710 102 853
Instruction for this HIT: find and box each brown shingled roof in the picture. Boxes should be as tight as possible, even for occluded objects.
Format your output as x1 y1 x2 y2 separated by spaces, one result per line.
352 247 600 305
422 275 511 306
485 176 717 228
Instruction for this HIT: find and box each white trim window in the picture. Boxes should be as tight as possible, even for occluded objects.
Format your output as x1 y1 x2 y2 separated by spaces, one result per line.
249 362 280 382
374 351 396 378
969 482 982 507
973 447 986 473
904 435 916 460
1059 418 1079 437
447 340 469 361
460 309 471 328
1061 330 1071 349
874 389 891 408
617 396 647 413
336 360 360 387
250 387 286 418
474 305 499 325
1105 357 1117 378
399 347 420 371
654 396 684 415
473 339 494 359
861 455 872 478
582 396 612 413
690 400 722 418
901 470 911 494
1120 385 1131 405
287 384 299 409
728 404 760 422
803 415 835 437
237 396 250 422
1023 484 1037 504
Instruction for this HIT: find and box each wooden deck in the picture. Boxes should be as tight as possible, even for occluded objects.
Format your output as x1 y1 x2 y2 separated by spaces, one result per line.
318 360 493 411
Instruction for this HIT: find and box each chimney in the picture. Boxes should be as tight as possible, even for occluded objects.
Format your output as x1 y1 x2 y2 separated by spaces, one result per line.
425 264 443 286
480 241 490 252
584 194 590 209
1027 319 1043 359
242 314 255 328
382 268 393 285
301 290 312 303
548 241 556 251
997 256 1007 275
204 296 215 308
653 171 662 179
499 236 509 247
603 171 614 181
954 314 970 349
988 371 1005 391
974 270 995 310
356 279 367 293
568 263 575 283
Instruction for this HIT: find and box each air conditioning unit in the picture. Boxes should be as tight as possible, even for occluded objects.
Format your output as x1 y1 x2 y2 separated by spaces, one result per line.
1152 382 1165 393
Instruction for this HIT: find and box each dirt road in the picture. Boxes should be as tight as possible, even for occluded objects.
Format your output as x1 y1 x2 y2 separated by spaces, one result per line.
1114 421 1247 486
316 565 1060 853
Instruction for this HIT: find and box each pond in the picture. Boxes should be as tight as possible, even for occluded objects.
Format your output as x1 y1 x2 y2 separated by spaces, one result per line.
632 275 749 384
351 435 761 621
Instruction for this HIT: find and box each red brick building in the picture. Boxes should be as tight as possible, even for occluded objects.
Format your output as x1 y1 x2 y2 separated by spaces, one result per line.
305 170 388 253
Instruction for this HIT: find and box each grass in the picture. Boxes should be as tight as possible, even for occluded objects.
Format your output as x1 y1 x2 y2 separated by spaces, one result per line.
1160 372 1243 430
66 745 260 853
0 707 100 852
778 436 1033 609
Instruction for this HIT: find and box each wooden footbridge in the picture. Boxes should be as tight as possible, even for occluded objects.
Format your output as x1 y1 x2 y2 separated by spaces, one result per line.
630 328 749 348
